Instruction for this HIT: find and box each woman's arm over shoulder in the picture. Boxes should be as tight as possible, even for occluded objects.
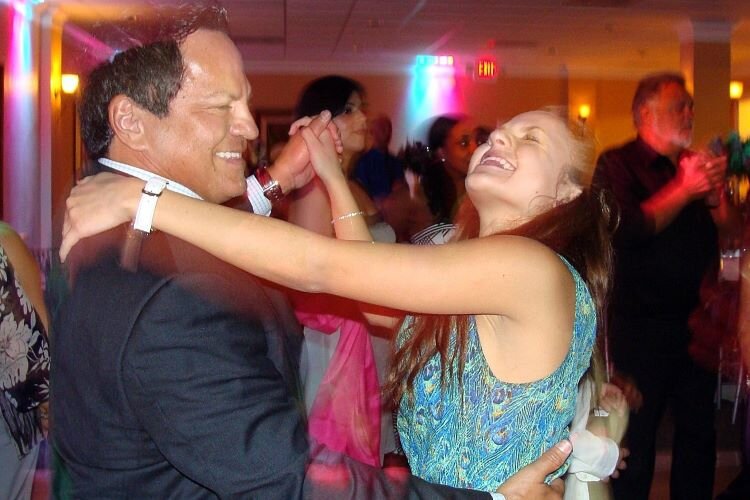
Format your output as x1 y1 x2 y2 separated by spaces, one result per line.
158 198 573 320
338 233 574 321
0 222 49 330
64 172 576 321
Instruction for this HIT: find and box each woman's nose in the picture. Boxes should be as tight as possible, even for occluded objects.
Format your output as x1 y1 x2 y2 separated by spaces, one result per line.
489 129 509 147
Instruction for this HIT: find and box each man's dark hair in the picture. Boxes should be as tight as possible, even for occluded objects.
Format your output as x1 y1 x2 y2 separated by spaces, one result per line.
631 72 686 127
79 3 229 161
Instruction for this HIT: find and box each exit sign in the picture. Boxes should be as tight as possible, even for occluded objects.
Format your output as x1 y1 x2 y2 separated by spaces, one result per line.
474 58 498 81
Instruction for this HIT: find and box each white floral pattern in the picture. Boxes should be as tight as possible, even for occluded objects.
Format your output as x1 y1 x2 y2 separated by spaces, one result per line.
16 275 34 320
0 244 50 455
0 313 34 391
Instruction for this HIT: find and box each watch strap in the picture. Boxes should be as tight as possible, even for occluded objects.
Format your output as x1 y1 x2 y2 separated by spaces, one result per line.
133 177 168 233
254 166 284 203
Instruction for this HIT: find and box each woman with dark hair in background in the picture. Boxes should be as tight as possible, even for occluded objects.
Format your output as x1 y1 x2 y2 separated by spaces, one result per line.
407 115 477 244
287 75 397 466
290 75 394 241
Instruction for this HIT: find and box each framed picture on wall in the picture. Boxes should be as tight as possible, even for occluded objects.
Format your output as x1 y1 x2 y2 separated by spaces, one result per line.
256 108 294 164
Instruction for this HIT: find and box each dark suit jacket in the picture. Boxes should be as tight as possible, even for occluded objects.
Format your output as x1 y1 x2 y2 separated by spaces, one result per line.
51 226 487 499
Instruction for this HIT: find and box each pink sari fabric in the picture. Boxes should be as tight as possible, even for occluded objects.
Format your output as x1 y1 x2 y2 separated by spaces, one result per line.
296 311 382 467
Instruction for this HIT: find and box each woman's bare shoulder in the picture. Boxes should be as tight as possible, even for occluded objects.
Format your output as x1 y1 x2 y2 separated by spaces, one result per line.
0 222 42 279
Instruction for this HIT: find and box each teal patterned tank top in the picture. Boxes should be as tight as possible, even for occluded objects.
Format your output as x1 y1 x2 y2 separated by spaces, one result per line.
396 257 596 491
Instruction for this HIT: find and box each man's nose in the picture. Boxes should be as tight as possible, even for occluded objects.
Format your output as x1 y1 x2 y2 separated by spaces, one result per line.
232 104 259 140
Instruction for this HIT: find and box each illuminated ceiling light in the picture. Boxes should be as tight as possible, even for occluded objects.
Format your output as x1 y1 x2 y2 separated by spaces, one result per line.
416 54 454 67
730 81 744 100
61 74 79 94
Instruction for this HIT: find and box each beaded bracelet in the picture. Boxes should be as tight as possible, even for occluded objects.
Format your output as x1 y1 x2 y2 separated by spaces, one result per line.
331 210 365 224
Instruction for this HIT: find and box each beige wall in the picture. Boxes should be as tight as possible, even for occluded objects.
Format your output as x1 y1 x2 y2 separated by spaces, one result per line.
248 71 638 154
736 80 750 137
249 72 572 152
740 97 750 138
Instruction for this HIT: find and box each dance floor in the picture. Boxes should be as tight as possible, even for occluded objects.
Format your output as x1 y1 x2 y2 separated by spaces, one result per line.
30 399 745 499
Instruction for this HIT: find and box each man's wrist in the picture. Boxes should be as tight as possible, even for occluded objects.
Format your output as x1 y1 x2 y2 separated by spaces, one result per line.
265 162 294 196
254 166 285 203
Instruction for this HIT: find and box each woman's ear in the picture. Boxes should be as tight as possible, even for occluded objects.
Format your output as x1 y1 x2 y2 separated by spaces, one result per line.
556 172 583 205
437 147 446 162
108 95 147 150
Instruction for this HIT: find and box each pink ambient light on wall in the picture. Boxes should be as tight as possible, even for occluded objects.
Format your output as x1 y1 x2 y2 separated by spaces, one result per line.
407 54 465 142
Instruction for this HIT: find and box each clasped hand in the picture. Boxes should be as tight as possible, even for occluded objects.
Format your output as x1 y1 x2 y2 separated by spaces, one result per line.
288 111 346 186
270 111 344 193
677 151 726 201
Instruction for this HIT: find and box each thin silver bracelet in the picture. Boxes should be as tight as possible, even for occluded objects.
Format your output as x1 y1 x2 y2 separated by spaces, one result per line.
331 210 365 224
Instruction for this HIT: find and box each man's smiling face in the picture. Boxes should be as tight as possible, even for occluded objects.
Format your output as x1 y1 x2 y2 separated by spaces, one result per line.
140 29 258 203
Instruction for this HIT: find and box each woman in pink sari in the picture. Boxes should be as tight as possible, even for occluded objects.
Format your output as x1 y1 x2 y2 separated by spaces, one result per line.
287 76 395 466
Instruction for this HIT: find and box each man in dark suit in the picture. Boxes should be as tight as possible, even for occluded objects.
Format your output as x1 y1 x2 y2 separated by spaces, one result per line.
51 4 569 498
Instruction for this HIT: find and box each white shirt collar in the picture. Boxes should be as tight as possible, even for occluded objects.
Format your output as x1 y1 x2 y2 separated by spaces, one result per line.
97 158 203 200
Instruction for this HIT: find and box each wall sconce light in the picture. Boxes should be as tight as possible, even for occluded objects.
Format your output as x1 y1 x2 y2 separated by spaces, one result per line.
61 74 79 94
730 81 744 100
578 104 591 124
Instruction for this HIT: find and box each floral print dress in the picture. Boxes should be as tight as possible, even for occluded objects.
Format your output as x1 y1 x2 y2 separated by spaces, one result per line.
0 245 50 456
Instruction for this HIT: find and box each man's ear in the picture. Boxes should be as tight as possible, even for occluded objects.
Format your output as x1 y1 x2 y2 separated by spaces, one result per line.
108 95 148 150
638 104 652 127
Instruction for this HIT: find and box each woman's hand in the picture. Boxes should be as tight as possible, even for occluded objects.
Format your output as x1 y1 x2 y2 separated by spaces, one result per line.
289 113 343 155
270 112 344 194
299 119 346 186
597 382 629 444
268 112 342 194
611 371 642 412
60 173 143 261
608 447 629 480
599 382 627 416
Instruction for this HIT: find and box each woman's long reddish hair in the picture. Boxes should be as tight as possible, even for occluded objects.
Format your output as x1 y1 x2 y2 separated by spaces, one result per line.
383 117 615 408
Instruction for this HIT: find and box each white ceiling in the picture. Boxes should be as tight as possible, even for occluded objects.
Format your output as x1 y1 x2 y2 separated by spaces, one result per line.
58 0 750 79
